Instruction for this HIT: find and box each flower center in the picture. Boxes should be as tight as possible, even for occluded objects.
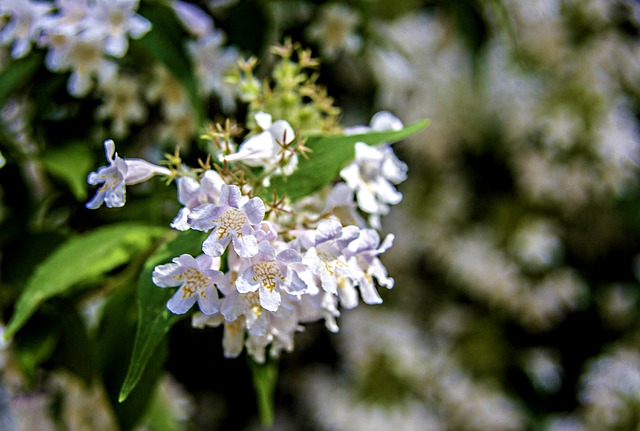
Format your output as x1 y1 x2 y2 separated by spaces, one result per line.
177 267 209 299
216 208 247 239
252 261 285 292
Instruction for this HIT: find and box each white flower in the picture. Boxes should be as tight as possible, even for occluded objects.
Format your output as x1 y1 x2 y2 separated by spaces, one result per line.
171 170 226 231
302 219 360 295
45 32 118 97
187 184 265 258
340 142 408 228
83 0 151 58
235 241 311 312
346 228 395 305
86 139 170 209
187 30 239 112
0 0 51 59
305 3 361 61
96 72 147 137
223 111 297 175
152 253 223 315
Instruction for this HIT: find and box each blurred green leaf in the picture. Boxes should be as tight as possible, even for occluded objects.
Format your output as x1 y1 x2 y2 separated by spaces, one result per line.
249 358 278 428
135 4 204 126
265 119 429 201
119 229 207 403
0 53 42 108
41 141 95 201
4 223 167 341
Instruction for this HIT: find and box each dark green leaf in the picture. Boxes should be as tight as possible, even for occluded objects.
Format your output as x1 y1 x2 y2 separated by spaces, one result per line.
119 229 207 402
41 141 95 201
98 279 167 431
0 53 42 108
4 223 167 341
265 119 429 201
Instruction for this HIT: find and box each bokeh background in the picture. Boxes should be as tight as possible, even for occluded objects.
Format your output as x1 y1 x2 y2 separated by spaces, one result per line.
2 0 640 430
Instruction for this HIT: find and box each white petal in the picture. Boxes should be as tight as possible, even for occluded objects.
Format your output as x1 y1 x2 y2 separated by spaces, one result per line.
269 119 295 144
123 159 170 184
370 111 403 131
236 268 258 293
254 111 272 130
359 278 383 304
259 284 281 312
232 234 258 258
315 219 342 245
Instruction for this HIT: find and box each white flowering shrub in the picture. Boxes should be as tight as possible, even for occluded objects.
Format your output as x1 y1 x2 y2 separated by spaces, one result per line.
2 0 640 430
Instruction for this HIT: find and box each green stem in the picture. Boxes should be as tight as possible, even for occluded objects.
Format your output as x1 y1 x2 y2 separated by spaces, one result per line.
249 357 278 428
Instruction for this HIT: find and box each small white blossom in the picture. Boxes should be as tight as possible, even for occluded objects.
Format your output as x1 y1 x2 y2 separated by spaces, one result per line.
235 241 310 312
171 170 225 231
223 112 297 176
188 184 265 258
153 253 223 315
0 0 51 59
86 139 170 209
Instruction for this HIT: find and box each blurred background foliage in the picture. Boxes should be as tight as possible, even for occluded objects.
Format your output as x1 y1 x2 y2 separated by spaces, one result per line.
2 0 640 430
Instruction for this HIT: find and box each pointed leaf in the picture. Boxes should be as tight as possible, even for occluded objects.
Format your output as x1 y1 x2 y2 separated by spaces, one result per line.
265 119 429 201
4 223 167 341
119 229 207 402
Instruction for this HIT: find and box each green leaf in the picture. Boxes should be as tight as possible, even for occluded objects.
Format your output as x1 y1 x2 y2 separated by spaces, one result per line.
0 53 42 108
118 229 207 403
135 4 204 126
265 119 429 201
4 223 167 341
41 141 95 201
249 358 278 428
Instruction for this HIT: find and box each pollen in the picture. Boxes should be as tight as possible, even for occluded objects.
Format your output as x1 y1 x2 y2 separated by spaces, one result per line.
215 208 247 240
252 261 285 292
177 267 209 299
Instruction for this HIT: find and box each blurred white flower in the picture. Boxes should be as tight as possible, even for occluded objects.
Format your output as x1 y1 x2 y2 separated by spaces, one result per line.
305 3 361 60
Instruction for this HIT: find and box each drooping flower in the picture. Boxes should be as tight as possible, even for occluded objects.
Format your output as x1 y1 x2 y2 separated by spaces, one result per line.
345 228 395 305
152 253 223 315
340 142 408 229
340 111 408 228
188 184 265 258
171 170 225 231
86 139 170 209
302 219 360 296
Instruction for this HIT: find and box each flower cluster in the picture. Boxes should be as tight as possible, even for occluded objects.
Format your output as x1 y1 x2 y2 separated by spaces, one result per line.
87 111 407 362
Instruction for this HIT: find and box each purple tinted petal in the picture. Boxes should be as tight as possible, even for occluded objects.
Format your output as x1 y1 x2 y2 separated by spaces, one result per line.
197 286 220 315
242 197 265 225
202 234 230 257
188 204 220 231
167 289 197 314
315 219 342 245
